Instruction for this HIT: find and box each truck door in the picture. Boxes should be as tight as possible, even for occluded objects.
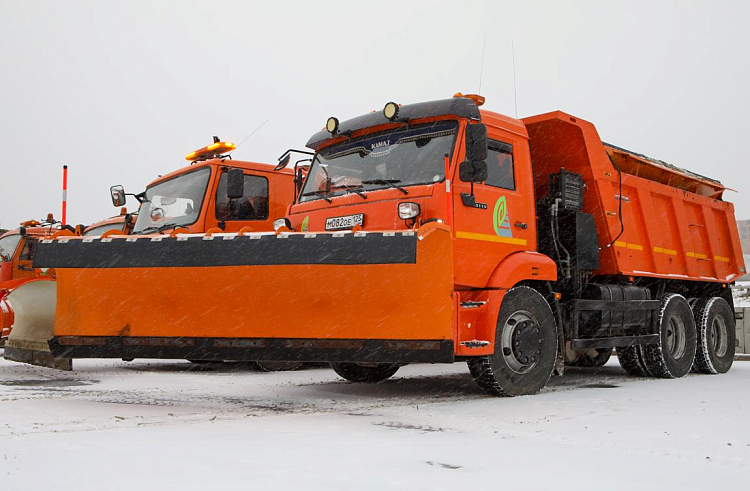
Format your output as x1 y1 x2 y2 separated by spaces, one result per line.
452 129 536 288
210 170 273 233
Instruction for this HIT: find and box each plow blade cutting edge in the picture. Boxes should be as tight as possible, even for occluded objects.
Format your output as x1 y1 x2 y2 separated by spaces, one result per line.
31 224 455 364
3 279 72 370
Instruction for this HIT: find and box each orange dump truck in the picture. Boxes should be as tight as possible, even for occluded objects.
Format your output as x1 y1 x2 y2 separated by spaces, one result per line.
4 141 296 369
18 96 744 395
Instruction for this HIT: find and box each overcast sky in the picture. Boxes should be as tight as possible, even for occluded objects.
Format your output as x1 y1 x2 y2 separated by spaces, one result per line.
1 0 748 228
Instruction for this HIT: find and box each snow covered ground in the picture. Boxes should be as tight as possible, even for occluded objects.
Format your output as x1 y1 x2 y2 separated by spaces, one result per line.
1 354 749 490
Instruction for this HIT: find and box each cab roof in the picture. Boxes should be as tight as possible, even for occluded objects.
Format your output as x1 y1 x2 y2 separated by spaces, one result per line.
147 160 293 189
305 97 482 151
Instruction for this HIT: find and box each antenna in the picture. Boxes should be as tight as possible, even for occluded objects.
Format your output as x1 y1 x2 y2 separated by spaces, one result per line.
512 41 518 118
62 165 68 226
478 32 487 93
236 119 270 149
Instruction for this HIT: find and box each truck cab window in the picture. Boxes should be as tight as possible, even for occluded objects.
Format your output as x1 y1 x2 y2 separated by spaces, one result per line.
19 238 34 260
215 173 269 221
0 234 22 262
485 140 515 190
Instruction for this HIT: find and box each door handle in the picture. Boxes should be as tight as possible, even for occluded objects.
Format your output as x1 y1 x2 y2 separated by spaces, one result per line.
514 222 528 229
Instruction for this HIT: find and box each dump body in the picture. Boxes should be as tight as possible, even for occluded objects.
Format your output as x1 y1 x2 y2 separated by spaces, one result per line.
523 112 744 283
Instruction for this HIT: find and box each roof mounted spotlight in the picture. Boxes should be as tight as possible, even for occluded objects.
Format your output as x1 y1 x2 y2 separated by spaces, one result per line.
326 117 339 135
383 101 400 121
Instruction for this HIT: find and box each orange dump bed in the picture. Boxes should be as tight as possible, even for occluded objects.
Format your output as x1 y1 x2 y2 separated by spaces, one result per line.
523 111 744 283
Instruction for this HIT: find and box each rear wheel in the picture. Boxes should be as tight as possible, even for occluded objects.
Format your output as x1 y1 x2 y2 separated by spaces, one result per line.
330 362 400 383
255 361 304 372
692 297 735 374
641 294 696 378
616 345 651 377
467 286 557 397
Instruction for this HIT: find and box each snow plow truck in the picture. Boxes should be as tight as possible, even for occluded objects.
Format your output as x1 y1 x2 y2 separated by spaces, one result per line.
0 215 129 338
4 139 296 370
0 213 132 367
10 94 745 396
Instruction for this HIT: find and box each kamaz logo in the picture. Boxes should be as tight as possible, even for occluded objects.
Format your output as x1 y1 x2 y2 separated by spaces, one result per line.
371 140 390 150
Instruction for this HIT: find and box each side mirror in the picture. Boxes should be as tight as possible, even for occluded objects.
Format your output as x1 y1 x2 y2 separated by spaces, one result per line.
275 153 291 171
465 123 488 162
110 185 126 207
227 168 245 199
459 160 488 183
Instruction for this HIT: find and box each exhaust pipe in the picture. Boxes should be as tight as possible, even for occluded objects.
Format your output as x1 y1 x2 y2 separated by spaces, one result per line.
3 280 72 370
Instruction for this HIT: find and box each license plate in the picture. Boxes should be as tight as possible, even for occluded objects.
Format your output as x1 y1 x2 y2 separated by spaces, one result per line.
325 213 364 230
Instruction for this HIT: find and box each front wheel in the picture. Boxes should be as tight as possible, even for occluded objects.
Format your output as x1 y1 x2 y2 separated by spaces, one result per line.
330 362 400 383
468 286 557 397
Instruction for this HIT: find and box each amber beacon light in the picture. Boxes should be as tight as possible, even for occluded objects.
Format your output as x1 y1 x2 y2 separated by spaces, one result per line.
185 137 236 162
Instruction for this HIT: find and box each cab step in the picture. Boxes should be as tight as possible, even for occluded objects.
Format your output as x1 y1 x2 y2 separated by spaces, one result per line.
460 301 487 309
460 340 491 348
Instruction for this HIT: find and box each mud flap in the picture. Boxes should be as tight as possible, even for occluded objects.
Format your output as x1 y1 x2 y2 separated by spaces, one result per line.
3 280 72 370
35 224 455 363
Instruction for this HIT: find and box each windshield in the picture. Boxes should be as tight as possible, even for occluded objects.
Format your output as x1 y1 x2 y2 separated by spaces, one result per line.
83 222 125 237
0 234 22 262
300 121 457 202
133 167 211 233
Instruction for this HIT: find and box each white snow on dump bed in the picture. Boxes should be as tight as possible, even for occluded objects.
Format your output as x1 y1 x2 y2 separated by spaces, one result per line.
0 356 748 490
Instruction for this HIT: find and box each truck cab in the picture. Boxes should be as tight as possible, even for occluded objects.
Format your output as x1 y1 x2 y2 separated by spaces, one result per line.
118 158 294 236
284 95 550 291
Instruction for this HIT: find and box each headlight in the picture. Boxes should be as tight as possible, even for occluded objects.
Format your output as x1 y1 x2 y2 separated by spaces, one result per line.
273 218 292 231
398 202 420 220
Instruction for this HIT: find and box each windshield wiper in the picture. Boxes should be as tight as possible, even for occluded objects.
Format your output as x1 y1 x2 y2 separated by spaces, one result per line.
361 179 409 195
137 223 186 235
330 184 367 199
301 190 333 203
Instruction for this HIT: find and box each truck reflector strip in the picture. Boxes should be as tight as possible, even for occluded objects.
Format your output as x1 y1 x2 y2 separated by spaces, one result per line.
614 241 643 251
33 232 419 269
455 231 528 246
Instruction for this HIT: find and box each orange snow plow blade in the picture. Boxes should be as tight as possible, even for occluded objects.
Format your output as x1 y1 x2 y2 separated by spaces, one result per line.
3 279 72 370
34 223 455 364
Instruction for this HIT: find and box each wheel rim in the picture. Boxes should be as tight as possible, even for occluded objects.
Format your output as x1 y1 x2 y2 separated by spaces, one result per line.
666 315 686 359
709 315 728 357
501 311 542 374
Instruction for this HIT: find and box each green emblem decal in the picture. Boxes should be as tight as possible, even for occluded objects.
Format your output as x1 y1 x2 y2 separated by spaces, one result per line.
301 216 309 232
493 196 513 238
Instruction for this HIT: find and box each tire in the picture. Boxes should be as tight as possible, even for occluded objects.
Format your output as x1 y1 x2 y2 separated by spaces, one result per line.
568 348 612 368
692 297 735 374
616 345 651 377
467 286 557 397
330 362 400 383
641 293 696 378
255 361 304 372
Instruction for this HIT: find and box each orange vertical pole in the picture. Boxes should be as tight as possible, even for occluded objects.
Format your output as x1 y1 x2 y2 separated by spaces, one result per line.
444 154 452 226
62 165 68 226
